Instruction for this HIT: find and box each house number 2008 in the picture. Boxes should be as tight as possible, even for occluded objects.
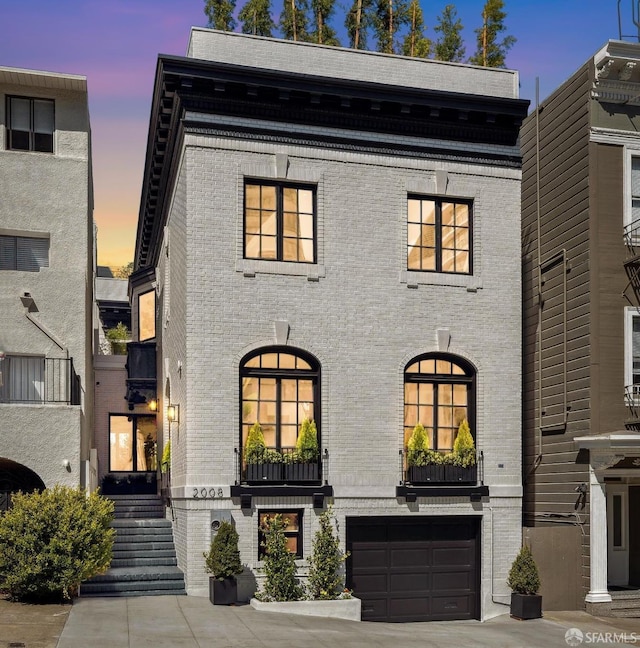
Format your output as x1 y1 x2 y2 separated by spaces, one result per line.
192 488 224 499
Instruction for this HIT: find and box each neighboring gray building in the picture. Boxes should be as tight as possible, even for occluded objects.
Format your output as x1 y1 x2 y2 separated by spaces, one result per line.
128 29 528 621
522 40 640 617
0 66 94 503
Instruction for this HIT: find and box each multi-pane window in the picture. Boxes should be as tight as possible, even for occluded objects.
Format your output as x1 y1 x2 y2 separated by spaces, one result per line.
7 96 54 153
258 510 303 559
0 235 49 272
632 157 640 231
241 349 319 451
109 414 157 472
404 354 475 453
407 196 472 274
244 181 315 263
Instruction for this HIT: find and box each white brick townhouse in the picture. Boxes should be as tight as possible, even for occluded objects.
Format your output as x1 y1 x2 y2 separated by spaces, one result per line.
129 28 529 621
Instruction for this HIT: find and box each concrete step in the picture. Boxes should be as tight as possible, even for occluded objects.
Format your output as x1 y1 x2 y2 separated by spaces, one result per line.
110 547 177 560
111 518 172 529
610 591 640 617
80 588 187 598
113 506 165 519
113 530 174 542
87 566 184 583
112 541 176 553
110 556 178 568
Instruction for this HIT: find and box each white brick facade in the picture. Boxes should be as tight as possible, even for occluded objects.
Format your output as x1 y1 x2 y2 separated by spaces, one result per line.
138 30 526 621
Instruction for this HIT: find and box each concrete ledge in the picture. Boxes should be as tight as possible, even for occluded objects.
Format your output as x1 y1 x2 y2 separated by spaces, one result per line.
250 597 361 622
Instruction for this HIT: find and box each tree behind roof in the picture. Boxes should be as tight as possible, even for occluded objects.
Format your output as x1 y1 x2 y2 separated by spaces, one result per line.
433 4 465 62
204 0 237 31
280 0 310 41
372 0 409 54
402 0 431 58
469 0 516 68
238 0 275 36
345 0 374 49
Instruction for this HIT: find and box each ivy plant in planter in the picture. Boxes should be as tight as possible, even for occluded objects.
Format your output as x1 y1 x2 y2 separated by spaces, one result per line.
283 418 319 482
507 545 542 620
204 520 243 605
443 419 477 483
406 423 445 483
244 422 283 481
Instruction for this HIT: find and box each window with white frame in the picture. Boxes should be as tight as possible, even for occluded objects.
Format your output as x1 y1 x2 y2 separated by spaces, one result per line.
624 308 640 400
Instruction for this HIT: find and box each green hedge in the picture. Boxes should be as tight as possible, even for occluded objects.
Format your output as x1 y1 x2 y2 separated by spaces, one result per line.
0 486 115 602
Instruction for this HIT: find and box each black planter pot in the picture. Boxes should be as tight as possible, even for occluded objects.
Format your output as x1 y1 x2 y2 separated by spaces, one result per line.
209 576 237 605
407 464 445 483
246 463 282 482
510 593 542 620
443 464 478 484
283 462 319 482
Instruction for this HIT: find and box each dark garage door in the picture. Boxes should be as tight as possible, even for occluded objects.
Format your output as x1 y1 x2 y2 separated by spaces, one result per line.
346 516 480 622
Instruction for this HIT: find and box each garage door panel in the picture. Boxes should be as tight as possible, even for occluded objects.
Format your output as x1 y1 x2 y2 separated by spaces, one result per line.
352 573 388 593
389 545 429 567
347 516 479 623
351 546 387 569
432 545 474 566
432 570 473 591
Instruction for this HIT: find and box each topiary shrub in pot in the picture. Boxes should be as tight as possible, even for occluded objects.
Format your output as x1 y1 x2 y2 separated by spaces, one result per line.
283 418 319 482
204 520 243 605
507 545 542 619
444 419 477 483
244 421 283 482
406 423 444 483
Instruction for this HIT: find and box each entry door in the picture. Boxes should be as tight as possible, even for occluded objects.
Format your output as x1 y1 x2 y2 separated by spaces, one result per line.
630 486 640 587
607 487 628 586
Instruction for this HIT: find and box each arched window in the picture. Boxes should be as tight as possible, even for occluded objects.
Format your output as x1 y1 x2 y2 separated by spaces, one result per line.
240 348 320 451
404 353 475 453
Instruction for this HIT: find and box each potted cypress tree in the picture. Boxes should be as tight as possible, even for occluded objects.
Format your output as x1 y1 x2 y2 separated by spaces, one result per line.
204 520 243 605
507 545 542 619
283 418 319 482
444 419 477 483
244 421 282 482
406 423 444 483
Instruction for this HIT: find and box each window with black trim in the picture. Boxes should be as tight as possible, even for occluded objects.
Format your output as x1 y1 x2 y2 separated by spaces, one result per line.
404 353 475 453
240 348 319 452
408 196 472 274
109 414 157 472
244 180 316 263
0 235 49 272
7 96 54 153
138 290 156 341
258 510 303 559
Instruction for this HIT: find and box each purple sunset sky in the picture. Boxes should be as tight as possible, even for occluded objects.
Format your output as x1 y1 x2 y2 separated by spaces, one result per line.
1 1 626 268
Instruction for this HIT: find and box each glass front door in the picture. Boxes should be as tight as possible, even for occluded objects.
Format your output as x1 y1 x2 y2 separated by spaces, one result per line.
109 414 157 472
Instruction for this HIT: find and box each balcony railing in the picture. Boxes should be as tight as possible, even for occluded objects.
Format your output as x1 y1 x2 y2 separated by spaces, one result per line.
401 450 484 485
125 342 156 406
236 446 323 484
0 356 80 405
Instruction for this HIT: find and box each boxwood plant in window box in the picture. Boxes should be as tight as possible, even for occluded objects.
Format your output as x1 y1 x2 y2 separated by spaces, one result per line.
442 419 477 483
244 422 283 482
204 520 243 605
507 545 542 620
283 418 319 482
406 423 445 483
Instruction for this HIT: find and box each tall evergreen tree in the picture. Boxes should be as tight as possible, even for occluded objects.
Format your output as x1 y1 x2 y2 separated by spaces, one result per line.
310 0 340 45
433 4 465 62
280 0 310 41
345 0 374 49
203 0 236 31
469 0 516 67
239 0 275 36
402 0 431 58
372 0 409 54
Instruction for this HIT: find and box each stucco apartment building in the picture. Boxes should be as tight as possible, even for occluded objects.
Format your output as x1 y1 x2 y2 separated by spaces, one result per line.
522 40 640 617
0 66 94 504
127 29 529 621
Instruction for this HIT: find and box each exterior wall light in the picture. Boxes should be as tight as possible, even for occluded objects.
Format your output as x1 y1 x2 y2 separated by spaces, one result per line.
167 404 179 424
149 398 158 412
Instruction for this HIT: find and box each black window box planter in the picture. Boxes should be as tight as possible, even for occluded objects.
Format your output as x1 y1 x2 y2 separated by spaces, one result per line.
406 464 477 484
246 463 283 482
283 462 319 482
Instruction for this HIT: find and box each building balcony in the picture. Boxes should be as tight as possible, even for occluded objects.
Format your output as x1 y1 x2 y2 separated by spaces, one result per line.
125 341 156 407
623 221 640 305
0 356 80 405
235 446 324 485
624 385 640 429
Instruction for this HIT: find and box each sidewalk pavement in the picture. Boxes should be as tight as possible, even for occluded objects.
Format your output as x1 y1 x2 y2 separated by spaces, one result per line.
1 595 639 648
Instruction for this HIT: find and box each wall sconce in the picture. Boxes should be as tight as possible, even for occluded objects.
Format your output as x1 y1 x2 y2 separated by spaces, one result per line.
62 459 71 472
167 404 179 424
148 398 158 412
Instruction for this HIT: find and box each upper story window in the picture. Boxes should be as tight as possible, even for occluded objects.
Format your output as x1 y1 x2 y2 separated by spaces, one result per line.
138 290 156 341
7 96 54 153
407 196 472 274
244 180 316 263
240 348 319 451
0 235 49 272
404 353 475 453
